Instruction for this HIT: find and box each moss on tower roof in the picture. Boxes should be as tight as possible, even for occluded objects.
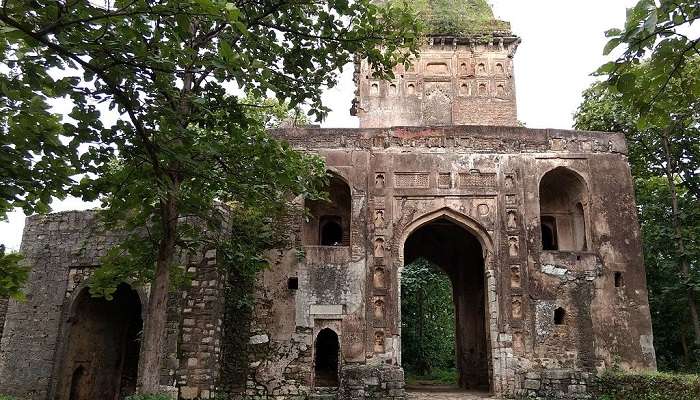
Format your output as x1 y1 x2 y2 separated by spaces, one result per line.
392 0 511 36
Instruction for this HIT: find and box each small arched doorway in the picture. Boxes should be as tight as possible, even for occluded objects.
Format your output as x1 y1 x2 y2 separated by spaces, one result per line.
58 283 143 400
401 214 491 392
305 173 351 246
314 328 340 387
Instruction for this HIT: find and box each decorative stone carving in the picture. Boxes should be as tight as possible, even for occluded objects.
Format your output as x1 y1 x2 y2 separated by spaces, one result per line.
422 82 452 125
509 236 519 257
458 171 497 188
425 62 449 75
373 267 386 289
374 331 385 353
374 297 385 320
374 209 385 228
374 238 385 258
438 173 451 188
394 173 429 189
505 175 515 190
370 82 379 96
375 173 385 189
511 265 521 289
507 210 518 230
477 204 490 217
512 296 523 319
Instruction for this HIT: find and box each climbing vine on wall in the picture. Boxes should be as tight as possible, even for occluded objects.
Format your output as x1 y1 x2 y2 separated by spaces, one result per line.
401 258 456 377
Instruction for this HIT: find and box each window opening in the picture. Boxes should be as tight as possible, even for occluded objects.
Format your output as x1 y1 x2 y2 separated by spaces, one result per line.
554 307 566 325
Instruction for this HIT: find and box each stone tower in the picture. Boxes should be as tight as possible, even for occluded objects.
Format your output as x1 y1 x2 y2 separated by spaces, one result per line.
353 0 519 127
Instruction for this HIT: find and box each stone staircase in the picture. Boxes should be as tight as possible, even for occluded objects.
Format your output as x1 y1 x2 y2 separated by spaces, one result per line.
309 386 339 400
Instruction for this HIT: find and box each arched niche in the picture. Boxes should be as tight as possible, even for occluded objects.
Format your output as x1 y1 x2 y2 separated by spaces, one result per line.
539 167 589 251
314 328 340 387
304 172 351 246
57 283 143 400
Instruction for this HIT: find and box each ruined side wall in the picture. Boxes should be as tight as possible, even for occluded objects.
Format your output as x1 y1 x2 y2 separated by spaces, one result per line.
0 297 7 347
0 211 224 400
0 211 120 399
355 38 519 128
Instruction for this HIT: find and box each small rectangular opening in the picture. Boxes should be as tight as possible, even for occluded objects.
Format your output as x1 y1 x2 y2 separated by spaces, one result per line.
288 277 299 290
614 272 623 288
541 216 558 250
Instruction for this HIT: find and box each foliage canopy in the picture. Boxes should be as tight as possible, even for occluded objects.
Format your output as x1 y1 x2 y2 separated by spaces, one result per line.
0 0 422 391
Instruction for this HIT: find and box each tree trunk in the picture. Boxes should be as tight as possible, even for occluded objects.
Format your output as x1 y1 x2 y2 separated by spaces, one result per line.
661 133 700 345
138 188 179 393
681 331 690 366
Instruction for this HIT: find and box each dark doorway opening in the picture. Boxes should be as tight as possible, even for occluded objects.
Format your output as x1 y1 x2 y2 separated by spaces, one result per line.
314 328 340 387
304 173 351 246
319 216 344 246
58 283 142 400
541 216 558 250
402 217 490 392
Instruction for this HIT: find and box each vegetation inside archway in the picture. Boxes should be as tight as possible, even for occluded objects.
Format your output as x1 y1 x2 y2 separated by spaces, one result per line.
401 258 457 385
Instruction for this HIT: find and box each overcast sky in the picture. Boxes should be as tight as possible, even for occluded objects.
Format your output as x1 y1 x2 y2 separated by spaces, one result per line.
0 0 638 250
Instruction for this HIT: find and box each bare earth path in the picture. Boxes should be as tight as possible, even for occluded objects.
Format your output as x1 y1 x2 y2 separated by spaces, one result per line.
406 390 497 399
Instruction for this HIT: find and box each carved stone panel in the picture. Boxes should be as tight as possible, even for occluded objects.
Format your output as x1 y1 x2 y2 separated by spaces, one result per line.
422 82 452 126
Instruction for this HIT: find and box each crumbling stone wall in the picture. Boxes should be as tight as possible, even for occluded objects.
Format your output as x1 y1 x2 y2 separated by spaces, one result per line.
0 297 7 347
0 211 224 400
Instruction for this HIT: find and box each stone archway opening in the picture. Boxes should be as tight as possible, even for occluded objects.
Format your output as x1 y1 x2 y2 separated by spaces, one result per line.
402 217 490 392
58 283 142 400
314 328 340 387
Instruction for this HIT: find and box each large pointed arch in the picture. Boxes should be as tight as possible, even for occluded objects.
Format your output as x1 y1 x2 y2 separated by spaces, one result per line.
399 207 494 262
397 207 498 392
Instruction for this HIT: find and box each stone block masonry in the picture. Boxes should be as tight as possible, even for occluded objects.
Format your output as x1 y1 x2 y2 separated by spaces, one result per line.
0 297 7 346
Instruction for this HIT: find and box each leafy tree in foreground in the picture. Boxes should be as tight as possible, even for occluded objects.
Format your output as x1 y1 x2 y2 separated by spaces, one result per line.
0 0 421 392
600 0 699 103
401 258 456 377
575 58 700 370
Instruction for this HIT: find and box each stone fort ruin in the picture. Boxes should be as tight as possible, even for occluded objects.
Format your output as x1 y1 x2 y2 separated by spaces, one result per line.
0 1 656 399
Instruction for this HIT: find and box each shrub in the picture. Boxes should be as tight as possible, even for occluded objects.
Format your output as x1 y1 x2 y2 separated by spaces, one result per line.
594 371 700 400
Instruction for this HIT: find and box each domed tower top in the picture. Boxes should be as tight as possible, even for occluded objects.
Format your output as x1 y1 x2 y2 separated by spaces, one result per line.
354 0 520 127
405 0 512 36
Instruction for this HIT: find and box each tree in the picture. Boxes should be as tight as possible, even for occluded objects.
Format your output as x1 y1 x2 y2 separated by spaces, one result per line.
575 58 700 369
600 0 700 103
0 0 421 392
401 258 456 378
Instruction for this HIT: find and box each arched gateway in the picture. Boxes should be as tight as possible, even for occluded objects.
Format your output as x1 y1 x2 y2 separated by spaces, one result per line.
399 209 497 391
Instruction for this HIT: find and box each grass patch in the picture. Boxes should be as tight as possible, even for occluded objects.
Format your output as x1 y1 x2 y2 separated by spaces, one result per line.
405 368 459 386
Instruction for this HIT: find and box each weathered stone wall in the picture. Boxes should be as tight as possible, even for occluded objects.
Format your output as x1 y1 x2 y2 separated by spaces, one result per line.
259 125 656 398
354 37 519 128
517 369 593 400
0 211 224 400
340 365 405 399
0 297 7 347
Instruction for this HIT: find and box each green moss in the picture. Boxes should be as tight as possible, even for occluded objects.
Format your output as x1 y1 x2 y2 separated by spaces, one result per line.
390 0 511 36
